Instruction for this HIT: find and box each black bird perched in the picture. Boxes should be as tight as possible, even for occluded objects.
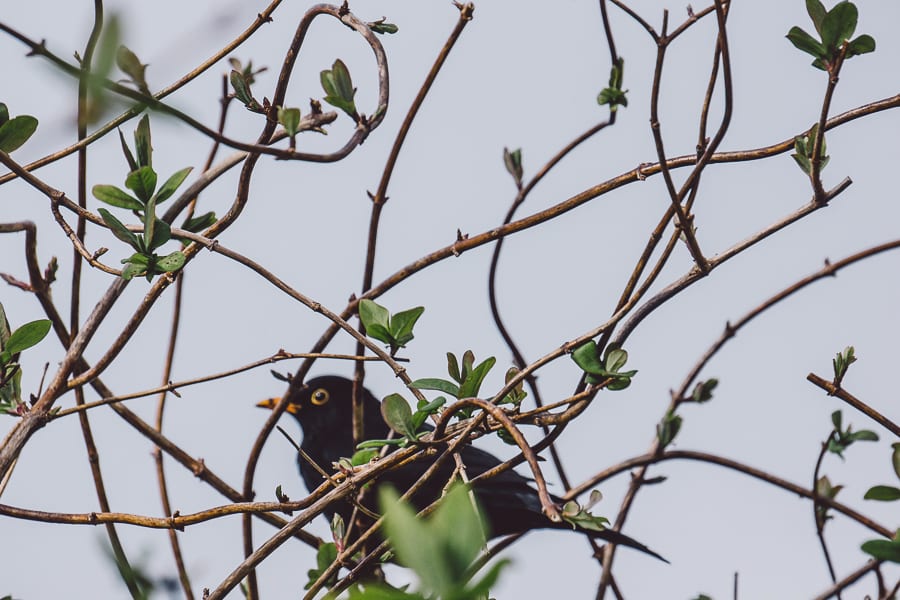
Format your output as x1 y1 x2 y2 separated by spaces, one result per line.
258 375 665 561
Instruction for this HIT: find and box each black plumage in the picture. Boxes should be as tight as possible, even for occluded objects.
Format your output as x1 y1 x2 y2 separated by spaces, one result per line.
259 375 665 561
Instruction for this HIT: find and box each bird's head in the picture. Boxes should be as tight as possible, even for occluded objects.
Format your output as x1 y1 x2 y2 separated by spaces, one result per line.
256 375 381 438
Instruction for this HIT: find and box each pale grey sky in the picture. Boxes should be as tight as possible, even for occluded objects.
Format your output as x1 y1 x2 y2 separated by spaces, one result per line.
1 1 899 598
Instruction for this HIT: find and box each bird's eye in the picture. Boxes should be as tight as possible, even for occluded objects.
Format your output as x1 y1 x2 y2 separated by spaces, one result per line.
310 388 330 406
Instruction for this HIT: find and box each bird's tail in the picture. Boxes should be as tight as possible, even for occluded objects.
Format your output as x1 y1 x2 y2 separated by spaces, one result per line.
588 527 669 563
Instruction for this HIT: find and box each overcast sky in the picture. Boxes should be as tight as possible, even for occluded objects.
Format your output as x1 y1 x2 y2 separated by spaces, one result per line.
2 1 899 598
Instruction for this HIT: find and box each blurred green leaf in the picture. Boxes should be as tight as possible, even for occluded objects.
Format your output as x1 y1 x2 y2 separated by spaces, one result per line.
863 485 900 502
134 114 152 168
861 533 900 563
0 115 38 153
503 147 523 187
116 45 149 93
657 411 682 449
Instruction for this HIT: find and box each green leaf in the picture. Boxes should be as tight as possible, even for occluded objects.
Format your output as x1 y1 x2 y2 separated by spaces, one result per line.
447 352 461 383
861 535 900 563
412 396 446 430
320 59 358 119
350 449 378 466
390 306 424 347
118 128 138 172
125 166 157 203
430 483 487 581
121 255 148 281
92 184 143 210
157 250 185 273
691 378 718 403
847 429 878 443
181 211 216 233
572 340 605 375
846 34 875 58
806 0 826 34
304 542 338 590
379 487 441 590
147 218 171 252
277 106 302 136
134 114 152 168
461 350 475 380
821 1 857 51
0 115 39 153
229 69 263 112
98 208 140 249
863 485 900 502
154 167 193 204
381 393 416 438
0 103 8 126
410 378 459 398
1 319 51 362
116 45 149 92
465 559 511 599
0 304 10 348
892 443 900 480
786 26 826 59
500 367 527 406
606 372 635 391
359 299 390 335
143 194 157 249
831 410 842 431
459 356 496 399
561 500 611 532
604 348 628 373
792 152 812 175
657 411 682 449
503 147 523 186
597 57 628 110
368 19 399 35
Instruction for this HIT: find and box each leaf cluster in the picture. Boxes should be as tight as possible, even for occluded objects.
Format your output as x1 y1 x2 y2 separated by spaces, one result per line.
571 341 637 390
359 299 425 356
502 147 523 188
91 115 200 280
321 59 359 121
0 303 51 416
560 490 611 532
347 484 508 600
597 57 628 111
826 409 878 459
859 443 900 563
791 123 829 175
831 345 856 386
786 1 874 71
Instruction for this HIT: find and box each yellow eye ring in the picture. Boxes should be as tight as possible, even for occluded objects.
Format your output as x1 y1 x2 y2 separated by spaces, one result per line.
310 388 330 406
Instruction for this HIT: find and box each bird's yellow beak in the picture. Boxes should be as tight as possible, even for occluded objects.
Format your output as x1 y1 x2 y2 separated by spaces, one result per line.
256 397 300 415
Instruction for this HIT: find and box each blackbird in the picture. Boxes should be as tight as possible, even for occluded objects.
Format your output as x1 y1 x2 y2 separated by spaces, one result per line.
258 375 665 561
